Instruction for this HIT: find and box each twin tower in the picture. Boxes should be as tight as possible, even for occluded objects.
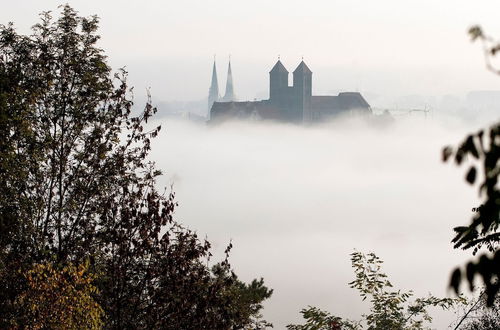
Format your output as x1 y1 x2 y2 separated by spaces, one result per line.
208 59 235 117
269 59 312 122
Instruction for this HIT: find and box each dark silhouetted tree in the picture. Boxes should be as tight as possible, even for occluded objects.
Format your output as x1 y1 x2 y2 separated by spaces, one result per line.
444 26 499 307
0 5 271 329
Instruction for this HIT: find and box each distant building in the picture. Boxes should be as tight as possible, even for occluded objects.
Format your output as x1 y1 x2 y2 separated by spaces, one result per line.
207 58 236 119
207 61 219 119
221 60 235 102
209 59 371 123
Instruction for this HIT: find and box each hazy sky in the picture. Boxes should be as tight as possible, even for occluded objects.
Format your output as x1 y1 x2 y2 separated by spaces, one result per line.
4 0 500 102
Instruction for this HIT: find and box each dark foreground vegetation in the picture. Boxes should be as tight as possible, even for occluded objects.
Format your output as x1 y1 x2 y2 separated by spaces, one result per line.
0 6 271 329
445 24 499 309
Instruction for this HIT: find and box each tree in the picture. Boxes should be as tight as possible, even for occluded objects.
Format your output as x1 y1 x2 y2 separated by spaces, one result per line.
444 122 499 306
452 289 500 330
0 5 271 328
288 252 461 330
15 261 104 329
443 26 499 307
287 307 359 330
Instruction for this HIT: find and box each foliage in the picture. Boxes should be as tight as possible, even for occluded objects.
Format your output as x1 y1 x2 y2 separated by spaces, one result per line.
442 24 500 306
0 5 271 329
443 120 499 305
15 261 103 329
452 290 500 330
221 273 274 329
349 252 459 329
468 25 500 75
287 306 360 330
288 252 462 330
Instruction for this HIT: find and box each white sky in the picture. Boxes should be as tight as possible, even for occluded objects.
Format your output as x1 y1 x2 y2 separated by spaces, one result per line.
4 0 500 102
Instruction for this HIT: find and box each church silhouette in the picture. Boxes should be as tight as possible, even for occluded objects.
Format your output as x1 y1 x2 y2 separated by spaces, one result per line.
208 59 371 123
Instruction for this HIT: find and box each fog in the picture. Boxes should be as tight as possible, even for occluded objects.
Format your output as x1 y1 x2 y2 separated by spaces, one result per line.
147 114 494 328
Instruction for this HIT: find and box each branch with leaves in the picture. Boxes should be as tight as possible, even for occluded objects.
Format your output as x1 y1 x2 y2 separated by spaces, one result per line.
288 252 463 330
443 122 499 306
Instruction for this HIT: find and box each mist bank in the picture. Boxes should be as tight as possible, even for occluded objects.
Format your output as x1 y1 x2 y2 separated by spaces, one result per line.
149 114 492 328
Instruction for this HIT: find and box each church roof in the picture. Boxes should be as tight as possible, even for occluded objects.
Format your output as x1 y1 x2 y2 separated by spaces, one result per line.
311 93 371 112
293 60 312 74
337 92 370 108
270 60 288 74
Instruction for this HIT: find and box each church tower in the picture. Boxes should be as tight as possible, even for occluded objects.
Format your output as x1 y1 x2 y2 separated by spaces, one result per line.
208 59 220 119
293 60 312 122
222 59 235 102
269 59 289 105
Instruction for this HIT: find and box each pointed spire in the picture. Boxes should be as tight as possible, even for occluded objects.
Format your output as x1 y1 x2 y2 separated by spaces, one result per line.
223 57 235 101
208 57 220 118
209 59 219 95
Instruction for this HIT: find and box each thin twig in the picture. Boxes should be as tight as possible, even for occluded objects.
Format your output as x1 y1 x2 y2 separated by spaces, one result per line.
453 291 485 330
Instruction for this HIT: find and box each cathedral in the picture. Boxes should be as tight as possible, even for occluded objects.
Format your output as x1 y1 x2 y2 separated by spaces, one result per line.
208 59 372 123
207 59 236 119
